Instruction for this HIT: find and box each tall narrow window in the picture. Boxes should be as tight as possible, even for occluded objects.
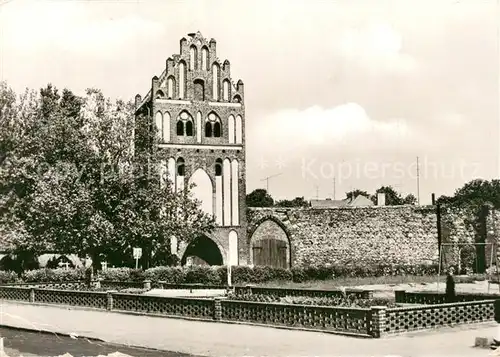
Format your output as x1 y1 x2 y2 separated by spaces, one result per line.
186 120 193 136
201 47 208 71
212 63 219 101
215 159 222 176
235 115 242 144
176 158 185 176
196 112 202 143
167 77 175 98
189 46 197 70
214 121 221 137
223 80 230 101
179 61 186 99
163 112 171 142
205 122 212 137
155 112 163 140
228 115 235 144
193 79 205 101
176 121 184 136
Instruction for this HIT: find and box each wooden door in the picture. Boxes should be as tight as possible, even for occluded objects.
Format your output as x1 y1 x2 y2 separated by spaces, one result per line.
252 239 288 268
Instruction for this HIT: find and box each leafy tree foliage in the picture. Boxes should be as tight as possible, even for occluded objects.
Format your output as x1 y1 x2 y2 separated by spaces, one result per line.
368 186 416 206
275 196 310 208
346 189 370 201
437 179 500 209
246 189 274 207
0 82 214 269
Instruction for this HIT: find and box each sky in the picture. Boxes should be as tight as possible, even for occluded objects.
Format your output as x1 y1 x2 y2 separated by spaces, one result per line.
0 0 499 204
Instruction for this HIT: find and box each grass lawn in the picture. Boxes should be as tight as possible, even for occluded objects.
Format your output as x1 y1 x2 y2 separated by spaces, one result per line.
255 274 488 289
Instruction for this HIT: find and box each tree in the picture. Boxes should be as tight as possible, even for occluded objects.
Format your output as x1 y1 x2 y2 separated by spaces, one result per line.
0 83 215 270
276 196 310 208
246 189 274 207
403 193 417 205
371 186 405 205
346 189 370 201
437 179 500 209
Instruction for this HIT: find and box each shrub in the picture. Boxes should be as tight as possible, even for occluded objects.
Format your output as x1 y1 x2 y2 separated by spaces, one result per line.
22 268 85 283
184 266 222 285
144 266 186 284
232 266 255 284
0 270 19 284
226 292 397 308
98 267 133 281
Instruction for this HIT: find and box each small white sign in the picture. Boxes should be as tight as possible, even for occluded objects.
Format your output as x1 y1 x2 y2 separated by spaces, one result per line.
133 248 143 259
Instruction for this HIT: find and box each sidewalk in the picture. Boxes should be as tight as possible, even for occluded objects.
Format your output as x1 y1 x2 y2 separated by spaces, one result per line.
0 301 496 357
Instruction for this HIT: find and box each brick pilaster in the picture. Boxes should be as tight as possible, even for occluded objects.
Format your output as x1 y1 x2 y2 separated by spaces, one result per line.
107 292 114 311
370 306 387 338
214 298 222 321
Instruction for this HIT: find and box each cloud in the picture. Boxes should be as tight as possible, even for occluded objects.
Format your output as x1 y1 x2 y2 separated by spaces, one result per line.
0 1 164 59
251 103 413 150
335 23 418 75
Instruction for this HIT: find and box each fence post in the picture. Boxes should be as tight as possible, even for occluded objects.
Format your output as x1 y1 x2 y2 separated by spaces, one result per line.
143 280 151 290
370 306 387 338
107 292 114 311
395 290 406 303
29 288 35 303
214 298 222 321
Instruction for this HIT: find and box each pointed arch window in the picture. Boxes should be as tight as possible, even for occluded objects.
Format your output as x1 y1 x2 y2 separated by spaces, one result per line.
205 112 221 138
190 46 198 70
205 121 212 137
176 157 185 176
213 121 221 137
176 121 184 136
186 120 193 136
177 111 194 137
215 158 223 176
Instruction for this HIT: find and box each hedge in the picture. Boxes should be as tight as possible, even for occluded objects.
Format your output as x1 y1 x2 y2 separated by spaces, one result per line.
0 263 440 285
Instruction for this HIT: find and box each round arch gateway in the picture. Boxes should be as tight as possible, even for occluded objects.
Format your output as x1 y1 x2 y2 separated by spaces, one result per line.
249 218 291 268
181 235 224 266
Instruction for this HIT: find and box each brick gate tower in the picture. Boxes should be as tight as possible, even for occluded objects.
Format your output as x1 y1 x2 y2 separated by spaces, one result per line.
134 32 247 266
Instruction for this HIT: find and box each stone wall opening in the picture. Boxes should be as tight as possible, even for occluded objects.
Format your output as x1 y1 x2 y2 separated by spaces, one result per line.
250 219 291 268
181 235 224 266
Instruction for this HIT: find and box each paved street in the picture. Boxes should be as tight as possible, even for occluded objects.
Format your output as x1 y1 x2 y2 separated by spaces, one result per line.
0 326 198 357
0 301 496 357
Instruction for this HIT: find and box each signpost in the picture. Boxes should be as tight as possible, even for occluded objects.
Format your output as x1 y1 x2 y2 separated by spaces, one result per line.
133 248 143 269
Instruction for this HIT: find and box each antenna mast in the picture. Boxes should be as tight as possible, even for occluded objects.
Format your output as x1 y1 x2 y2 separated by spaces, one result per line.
417 156 420 205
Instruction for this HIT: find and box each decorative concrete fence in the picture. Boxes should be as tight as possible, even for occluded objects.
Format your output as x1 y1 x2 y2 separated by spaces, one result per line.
395 290 500 305
0 286 498 338
383 300 497 335
233 286 373 299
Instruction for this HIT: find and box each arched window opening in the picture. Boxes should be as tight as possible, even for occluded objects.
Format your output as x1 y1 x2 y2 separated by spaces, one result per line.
212 63 219 101
185 120 193 136
176 158 185 176
205 121 212 137
179 61 186 99
167 77 175 99
215 159 222 176
213 121 221 137
156 90 165 99
223 80 230 101
193 79 205 101
190 46 198 70
233 95 242 103
201 47 209 71
176 121 184 136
